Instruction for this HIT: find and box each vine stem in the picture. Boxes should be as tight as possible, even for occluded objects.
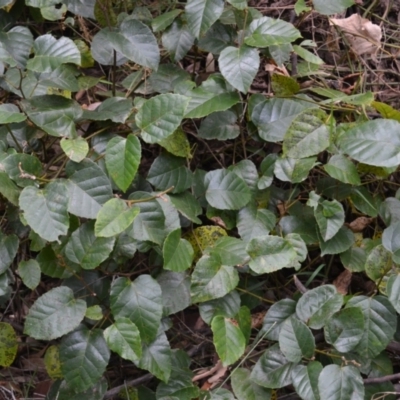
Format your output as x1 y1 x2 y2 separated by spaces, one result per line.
126 186 175 206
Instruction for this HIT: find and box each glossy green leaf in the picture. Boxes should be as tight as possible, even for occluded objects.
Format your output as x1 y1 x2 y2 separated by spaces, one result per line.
204 169 251 210
245 16 301 48
66 159 113 219
324 155 361 185
318 365 364 400
231 368 272 400
250 344 295 389
199 291 240 324
339 119 400 168
106 135 141 192
21 95 82 138
163 229 194 272
0 172 20 206
347 295 396 358
315 199 345 241
296 285 343 329
0 104 26 124
185 0 224 38
103 317 142 363
313 0 354 15
24 286 86 340
227 0 247 9
0 323 18 367
136 94 189 144
198 22 236 54
247 235 297 274
199 110 240 140
159 128 191 158
60 137 88 163
211 315 246 366
110 275 163 344
382 221 400 262
2 153 42 188
319 226 355 256
27 34 80 72
274 156 317 183
89 97 133 123
365 244 392 281
0 233 18 276
324 307 364 353
85 305 103 321
20 181 69 243
60 327 110 393
350 187 379 217
157 271 191 315
138 330 171 382
65 221 115 269
191 255 239 303
95 199 138 239
207 236 248 266
387 274 400 313
279 316 315 362
162 20 195 62
91 19 159 69
0 26 33 68
152 9 182 32
169 192 202 224
292 362 322 400
293 45 324 64
18 259 41 290
184 89 240 118
372 101 400 122
148 153 192 194
46 378 108 400
219 45 259 93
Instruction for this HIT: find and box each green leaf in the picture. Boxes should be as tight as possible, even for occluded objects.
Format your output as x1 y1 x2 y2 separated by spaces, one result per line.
20 95 82 138
2 153 43 188
185 0 224 38
347 295 396 358
0 233 18 275
283 109 330 158
247 235 297 274
20 181 69 243
18 259 41 290
279 316 315 362
138 330 171 383
92 19 159 69
110 276 163 344
44 345 63 380
106 135 141 192
350 187 379 217
103 317 142 363
219 45 259 93
60 137 88 163
260 299 297 341
315 199 345 241
162 20 195 62
159 128 191 158
250 344 295 389
85 305 103 321
24 286 86 340
169 192 202 224
46 378 108 400
292 362 322 400
152 9 182 32
148 154 192 194
237 204 276 242
372 101 400 122
0 172 20 206
199 110 240 140
324 307 364 353
293 45 324 64
365 244 392 281
128 192 166 245
296 285 343 329
185 89 240 118
319 226 355 256
211 315 246 366
0 323 18 367
198 22 236 54
324 155 361 185
0 104 27 124
27 34 81 72
245 16 301 48
318 365 364 400
199 291 240 324
271 74 300 96
382 221 400 262
387 274 400 313
252 98 315 142
275 156 317 183
0 26 33 68
95 199 140 238
65 221 115 270
312 0 354 15
66 159 113 219
82 98 133 123
163 229 194 272
157 271 191 315
191 255 239 303
136 94 189 144
231 368 272 400
60 327 110 393
207 236 248 266
204 169 251 210
339 119 400 168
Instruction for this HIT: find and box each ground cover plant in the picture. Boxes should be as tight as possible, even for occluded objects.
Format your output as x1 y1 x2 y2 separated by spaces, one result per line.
1 0 400 399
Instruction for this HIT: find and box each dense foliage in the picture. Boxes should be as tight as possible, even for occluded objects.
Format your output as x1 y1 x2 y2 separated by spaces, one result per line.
1 0 400 399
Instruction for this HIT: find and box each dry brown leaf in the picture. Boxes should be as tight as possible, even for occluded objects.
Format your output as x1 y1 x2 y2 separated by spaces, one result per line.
251 310 267 329
347 216 373 232
330 14 382 56
333 269 352 295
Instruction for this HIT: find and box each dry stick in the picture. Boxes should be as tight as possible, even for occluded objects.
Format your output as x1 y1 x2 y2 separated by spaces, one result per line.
364 372 400 385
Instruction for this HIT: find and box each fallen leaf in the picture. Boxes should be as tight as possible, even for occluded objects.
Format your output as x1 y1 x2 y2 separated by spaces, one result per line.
347 216 373 232
330 14 381 56
333 269 352 295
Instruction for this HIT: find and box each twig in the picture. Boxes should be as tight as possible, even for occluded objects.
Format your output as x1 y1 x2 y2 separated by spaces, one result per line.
294 275 308 294
364 372 400 385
